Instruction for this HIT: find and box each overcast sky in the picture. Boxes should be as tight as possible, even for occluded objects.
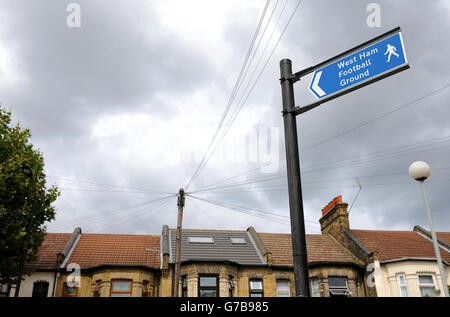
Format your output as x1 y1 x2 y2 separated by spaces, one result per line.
1 0 449 236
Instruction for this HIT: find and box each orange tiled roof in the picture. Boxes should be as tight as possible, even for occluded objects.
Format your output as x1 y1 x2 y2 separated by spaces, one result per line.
257 233 363 267
437 232 450 245
350 230 450 263
64 234 160 269
29 233 72 270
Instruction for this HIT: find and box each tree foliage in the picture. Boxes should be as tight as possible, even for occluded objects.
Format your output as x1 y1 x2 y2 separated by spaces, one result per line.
0 106 60 284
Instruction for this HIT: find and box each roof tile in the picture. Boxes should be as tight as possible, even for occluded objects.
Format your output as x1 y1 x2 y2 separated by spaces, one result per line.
350 230 450 263
64 234 160 269
29 233 72 269
257 233 363 267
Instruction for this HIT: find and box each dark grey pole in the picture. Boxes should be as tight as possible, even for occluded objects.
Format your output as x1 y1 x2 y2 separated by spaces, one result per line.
15 165 37 297
280 59 310 297
15 192 37 297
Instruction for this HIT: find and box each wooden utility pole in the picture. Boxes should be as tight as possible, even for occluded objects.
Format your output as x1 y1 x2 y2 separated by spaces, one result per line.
173 188 185 297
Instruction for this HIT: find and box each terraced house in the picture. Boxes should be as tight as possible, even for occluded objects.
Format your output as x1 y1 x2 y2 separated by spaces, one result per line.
318 196 450 297
7 195 449 297
160 225 365 297
55 231 161 297
5 232 73 297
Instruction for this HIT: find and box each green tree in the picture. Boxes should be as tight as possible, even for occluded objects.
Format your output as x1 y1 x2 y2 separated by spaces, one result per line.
0 106 60 285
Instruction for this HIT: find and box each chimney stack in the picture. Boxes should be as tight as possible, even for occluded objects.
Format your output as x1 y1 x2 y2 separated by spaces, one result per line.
319 195 349 234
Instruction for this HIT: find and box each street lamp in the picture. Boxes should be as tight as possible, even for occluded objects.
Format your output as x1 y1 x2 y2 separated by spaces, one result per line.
409 161 449 297
14 164 38 297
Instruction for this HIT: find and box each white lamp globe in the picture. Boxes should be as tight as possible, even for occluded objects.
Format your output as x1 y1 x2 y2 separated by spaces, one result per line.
409 161 431 181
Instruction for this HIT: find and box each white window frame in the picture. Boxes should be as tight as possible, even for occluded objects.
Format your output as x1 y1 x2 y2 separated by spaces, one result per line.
276 279 291 297
110 279 133 297
310 278 320 297
188 237 214 244
249 278 264 297
417 273 438 297
396 273 409 297
328 276 352 297
0 284 9 297
230 237 247 244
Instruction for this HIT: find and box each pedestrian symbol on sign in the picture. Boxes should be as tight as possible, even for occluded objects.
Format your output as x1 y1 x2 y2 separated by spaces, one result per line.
384 44 399 62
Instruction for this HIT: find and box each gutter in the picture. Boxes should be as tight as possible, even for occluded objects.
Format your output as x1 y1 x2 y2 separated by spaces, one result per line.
380 257 449 265
75 264 161 274
51 271 57 297
308 261 365 269
156 271 161 297
177 259 266 267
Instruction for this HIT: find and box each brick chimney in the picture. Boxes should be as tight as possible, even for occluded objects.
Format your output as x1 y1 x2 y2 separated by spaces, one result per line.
319 195 350 234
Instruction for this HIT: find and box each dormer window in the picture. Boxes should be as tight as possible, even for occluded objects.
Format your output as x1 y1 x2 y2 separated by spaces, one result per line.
230 237 246 244
188 237 214 244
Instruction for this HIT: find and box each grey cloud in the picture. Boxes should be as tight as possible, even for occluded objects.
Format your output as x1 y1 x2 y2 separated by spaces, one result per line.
0 0 449 235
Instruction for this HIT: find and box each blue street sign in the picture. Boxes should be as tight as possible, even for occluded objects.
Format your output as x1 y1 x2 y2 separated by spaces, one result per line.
308 30 408 100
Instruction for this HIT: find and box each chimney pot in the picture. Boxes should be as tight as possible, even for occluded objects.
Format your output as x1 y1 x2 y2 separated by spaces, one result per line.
321 195 343 216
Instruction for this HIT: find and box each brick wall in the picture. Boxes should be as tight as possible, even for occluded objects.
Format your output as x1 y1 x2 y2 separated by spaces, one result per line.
55 269 158 297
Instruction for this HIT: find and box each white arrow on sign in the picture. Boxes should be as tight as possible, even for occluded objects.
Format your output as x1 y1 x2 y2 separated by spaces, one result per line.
310 70 326 97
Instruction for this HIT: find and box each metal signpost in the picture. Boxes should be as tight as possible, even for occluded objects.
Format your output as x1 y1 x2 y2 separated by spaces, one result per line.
280 27 409 297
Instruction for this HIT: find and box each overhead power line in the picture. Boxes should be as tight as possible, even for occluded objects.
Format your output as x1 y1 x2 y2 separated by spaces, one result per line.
187 194 319 226
92 196 175 233
48 194 176 232
193 83 450 192
188 198 227 230
301 83 450 153
59 188 162 194
185 0 272 190
191 136 450 194
185 0 303 190
48 175 173 195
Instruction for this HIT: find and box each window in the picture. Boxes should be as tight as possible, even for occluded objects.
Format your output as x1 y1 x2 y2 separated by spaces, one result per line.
63 282 79 297
328 276 351 297
249 279 264 297
32 281 49 297
396 274 409 297
418 274 437 297
188 237 214 244
230 237 247 244
110 280 133 297
198 276 218 297
0 284 9 297
181 276 188 297
276 279 290 297
311 278 320 297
